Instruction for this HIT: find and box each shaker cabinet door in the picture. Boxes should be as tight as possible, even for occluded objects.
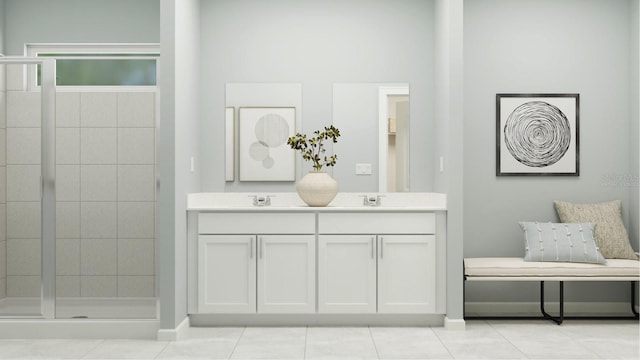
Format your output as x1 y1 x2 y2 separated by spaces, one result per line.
257 235 316 313
198 235 257 313
377 235 436 313
318 235 377 313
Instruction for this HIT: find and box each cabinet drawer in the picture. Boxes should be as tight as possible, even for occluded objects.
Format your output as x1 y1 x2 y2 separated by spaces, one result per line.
198 213 315 234
318 213 435 234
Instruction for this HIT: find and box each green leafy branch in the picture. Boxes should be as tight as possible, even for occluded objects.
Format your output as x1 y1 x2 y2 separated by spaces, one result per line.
287 125 341 171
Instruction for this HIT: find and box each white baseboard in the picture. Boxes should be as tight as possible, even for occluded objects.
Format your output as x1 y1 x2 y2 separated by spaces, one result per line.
465 301 637 316
189 314 445 327
157 316 190 341
444 317 466 330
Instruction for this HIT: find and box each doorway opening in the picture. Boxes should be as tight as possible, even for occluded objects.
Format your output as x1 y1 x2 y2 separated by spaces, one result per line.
379 86 410 192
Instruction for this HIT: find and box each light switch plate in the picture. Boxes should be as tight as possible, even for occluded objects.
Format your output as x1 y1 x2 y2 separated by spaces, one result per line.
355 163 372 175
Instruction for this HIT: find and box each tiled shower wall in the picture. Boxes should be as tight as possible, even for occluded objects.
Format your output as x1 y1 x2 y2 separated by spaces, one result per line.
0 64 6 300
2 64 156 299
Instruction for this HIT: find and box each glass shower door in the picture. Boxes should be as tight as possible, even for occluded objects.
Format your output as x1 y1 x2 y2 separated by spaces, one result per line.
0 58 56 318
54 88 158 319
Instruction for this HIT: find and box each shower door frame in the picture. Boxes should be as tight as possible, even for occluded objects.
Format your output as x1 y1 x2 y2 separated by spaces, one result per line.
0 57 56 319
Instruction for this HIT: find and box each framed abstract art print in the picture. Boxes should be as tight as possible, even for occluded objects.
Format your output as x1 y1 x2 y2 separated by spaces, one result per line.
496 93 579 176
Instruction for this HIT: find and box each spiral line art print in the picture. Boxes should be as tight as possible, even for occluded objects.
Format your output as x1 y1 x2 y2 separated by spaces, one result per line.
503 101 571 168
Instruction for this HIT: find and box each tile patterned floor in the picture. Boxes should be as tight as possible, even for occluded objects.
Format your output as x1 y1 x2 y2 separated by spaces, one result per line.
0 320 637 359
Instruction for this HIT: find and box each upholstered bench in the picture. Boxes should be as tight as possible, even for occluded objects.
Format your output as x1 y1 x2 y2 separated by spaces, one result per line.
463 257 640 324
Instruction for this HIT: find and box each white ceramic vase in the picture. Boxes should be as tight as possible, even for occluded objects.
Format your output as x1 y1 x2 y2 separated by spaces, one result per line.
296 171 339 207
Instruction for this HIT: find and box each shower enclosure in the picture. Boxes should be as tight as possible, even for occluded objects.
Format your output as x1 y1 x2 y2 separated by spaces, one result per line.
0 57 157 320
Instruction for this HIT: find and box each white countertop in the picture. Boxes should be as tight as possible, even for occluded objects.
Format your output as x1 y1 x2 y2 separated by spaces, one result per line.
187 192 447 211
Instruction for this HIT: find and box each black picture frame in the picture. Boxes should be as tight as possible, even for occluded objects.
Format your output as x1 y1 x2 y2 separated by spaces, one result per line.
496 93 579 176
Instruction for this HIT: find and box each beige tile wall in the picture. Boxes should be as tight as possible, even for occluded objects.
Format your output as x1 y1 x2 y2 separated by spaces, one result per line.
5 64 42 298
55 91 156 298
2 64 156 299
0 64 5 299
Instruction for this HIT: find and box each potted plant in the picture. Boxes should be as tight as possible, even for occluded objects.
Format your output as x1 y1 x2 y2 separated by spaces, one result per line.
287 125 341 206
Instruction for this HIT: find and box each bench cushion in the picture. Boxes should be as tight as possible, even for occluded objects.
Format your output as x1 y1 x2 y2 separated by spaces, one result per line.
465 257 640 279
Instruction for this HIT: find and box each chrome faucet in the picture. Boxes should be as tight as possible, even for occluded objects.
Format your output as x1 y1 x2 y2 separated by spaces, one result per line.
362 194 382 206
251 195 271 206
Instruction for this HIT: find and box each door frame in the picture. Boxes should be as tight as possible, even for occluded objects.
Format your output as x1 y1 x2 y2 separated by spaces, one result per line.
0 57 56 319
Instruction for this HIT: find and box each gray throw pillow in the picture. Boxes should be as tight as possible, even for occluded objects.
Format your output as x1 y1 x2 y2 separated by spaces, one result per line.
554 200 637 260
520 222 606 264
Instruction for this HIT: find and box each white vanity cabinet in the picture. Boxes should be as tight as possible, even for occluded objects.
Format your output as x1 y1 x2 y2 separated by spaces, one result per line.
187 192 447 324
318 213 436 314
197 213 316 314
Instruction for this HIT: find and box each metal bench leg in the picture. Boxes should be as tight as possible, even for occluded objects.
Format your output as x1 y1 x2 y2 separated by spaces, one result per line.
632 282 639 318
463 275 467 319
540 281 564 325
462 261 466 319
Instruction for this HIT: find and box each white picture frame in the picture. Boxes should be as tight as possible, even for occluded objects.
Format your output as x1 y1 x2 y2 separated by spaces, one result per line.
225 107 235 181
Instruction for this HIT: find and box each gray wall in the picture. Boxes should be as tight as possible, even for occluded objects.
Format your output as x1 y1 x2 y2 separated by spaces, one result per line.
464 0 638 303
199 0 436 193
630 0 639 258
434 0 464 322
159 0 201 330
0 0 5 54
0 0 5 297
3 0 159 55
